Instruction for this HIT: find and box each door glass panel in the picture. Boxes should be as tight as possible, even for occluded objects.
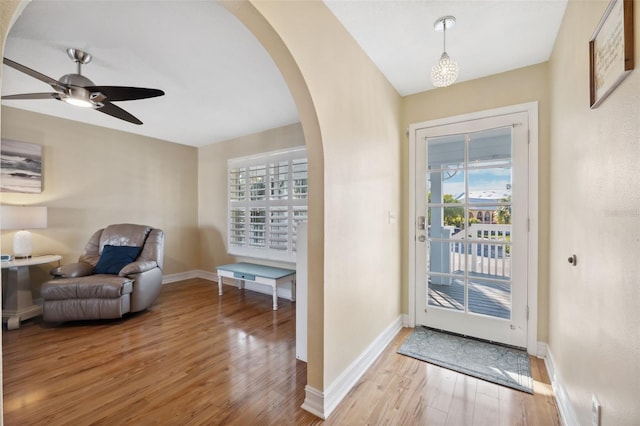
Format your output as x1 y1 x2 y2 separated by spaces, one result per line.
428 134 465 171
468 127 511 167
427 126 513 321
427 172 465 210
467 168 512 203
465 242 511 280
468 278 511 319
428 272 464 312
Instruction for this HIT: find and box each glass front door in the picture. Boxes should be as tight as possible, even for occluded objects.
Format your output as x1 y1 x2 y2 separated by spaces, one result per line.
415 112 529 348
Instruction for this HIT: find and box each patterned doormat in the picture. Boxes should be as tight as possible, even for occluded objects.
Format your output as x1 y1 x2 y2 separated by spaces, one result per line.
398 326 533 393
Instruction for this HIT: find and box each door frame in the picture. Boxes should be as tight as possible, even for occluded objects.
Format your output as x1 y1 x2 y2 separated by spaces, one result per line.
407 102 539 354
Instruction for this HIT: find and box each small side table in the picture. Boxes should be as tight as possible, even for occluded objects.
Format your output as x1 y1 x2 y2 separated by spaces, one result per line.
2 254 62 330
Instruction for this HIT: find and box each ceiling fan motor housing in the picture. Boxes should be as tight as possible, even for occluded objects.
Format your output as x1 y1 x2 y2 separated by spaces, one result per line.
58 74 104 108
59 73 95 87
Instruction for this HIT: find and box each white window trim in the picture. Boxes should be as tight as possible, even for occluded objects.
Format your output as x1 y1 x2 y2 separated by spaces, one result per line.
227 146 307 263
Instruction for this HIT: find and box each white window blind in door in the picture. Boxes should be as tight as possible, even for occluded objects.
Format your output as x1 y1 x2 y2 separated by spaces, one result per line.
227 147 307 262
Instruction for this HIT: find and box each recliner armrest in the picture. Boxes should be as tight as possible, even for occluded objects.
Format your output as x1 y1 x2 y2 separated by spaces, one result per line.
50 262 94 278
119 260 158 276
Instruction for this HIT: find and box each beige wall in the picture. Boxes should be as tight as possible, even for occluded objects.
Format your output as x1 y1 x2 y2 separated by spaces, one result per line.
402 63 551 342
198 122 305 270
247 0 403 389
548 1 640 424
0 107 200 290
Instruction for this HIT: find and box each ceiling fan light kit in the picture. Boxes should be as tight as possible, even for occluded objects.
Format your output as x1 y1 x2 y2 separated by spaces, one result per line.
431 15 459 88
1 48 164 125
63 96 94 108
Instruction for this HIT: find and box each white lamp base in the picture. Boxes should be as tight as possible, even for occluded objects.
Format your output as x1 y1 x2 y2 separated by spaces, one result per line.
13 230 33 258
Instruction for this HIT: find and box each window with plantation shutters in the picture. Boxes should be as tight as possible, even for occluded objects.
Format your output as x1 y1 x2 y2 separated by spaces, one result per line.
228 147 307 262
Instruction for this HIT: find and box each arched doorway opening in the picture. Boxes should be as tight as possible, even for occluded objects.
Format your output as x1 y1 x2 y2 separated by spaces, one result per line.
0 0 325 418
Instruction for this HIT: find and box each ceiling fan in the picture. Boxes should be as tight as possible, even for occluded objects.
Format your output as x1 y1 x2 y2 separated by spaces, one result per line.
2 48 164 125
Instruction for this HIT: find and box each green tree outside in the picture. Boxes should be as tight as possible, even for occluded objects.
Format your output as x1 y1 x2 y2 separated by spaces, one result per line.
494 196 512 224
428 192 479 229
443 194 464 227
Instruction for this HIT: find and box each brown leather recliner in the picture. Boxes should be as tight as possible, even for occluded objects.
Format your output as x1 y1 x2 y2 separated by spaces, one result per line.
41 224 164 323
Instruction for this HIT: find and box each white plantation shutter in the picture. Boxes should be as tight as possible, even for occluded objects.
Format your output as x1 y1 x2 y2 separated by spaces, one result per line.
229 208 246 245
249 207 266 247
268 207 288 250
228 147 307 262
292 206 308 252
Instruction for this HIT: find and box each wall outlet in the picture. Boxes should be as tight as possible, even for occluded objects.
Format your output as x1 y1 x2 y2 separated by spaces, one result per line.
591 395 601 426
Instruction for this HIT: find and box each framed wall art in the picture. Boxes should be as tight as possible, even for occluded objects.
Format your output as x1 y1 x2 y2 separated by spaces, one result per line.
589 0 635 108
1 139 43 193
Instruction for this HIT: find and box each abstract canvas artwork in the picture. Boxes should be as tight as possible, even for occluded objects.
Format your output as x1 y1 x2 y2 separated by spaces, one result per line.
1 140 43 193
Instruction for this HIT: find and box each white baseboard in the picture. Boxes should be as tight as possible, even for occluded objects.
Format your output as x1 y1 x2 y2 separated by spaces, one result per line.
162 270 200 284
301 385 325 419
196 270 216 282
541 342 579 426
401 313 411 327
162 269 294 300
302 315 404 420
536 341 548 358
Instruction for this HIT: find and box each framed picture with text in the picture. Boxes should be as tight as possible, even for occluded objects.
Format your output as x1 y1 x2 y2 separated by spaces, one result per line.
589 0 634 108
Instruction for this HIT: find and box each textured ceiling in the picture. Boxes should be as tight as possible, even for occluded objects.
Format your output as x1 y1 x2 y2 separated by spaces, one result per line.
1 0 567 147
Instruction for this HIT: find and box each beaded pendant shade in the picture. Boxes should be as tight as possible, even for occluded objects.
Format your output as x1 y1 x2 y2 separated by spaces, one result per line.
431 16 459 88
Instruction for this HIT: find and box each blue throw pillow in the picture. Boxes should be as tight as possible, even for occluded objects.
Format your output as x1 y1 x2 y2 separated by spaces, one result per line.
94 245 142 275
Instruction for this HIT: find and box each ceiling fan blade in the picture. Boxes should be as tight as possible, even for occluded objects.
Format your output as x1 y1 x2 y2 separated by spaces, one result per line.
2 92 61 100
97 101 143 125
84 86 164 102
3 57 65 91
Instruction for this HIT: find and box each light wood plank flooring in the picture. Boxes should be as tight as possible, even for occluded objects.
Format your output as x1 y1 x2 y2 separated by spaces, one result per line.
2 278 560 425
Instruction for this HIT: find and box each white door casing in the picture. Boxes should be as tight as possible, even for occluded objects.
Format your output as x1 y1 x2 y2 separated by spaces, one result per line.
408 102 539 354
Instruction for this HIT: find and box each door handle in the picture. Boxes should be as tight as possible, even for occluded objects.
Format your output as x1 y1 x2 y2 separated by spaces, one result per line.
418 235 426 242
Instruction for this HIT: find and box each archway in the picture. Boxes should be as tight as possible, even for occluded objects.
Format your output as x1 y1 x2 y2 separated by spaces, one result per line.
0 0 326 417
220 1 325 395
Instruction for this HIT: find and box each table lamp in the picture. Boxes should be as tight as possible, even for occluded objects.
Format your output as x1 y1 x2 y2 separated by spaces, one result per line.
1 205 48 258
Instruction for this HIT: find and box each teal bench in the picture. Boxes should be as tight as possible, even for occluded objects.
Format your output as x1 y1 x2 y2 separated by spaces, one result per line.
216 262 296 310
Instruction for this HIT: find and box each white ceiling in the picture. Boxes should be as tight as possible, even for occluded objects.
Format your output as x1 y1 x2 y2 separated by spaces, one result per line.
1 0 567 147
325 0 568 96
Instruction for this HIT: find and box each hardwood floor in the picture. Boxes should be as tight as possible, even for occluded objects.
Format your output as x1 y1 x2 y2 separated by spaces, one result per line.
2 278 560 425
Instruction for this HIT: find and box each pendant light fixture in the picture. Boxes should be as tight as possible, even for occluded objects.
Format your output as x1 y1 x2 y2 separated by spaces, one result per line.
431 16 459 87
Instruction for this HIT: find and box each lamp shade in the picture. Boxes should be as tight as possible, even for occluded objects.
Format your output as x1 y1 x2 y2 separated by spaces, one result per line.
1 206 47 258
1 205 47 230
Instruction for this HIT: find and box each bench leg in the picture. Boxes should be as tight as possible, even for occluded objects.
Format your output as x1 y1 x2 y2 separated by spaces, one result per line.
291 279 296 302
218 277 223 296
272 283 278 310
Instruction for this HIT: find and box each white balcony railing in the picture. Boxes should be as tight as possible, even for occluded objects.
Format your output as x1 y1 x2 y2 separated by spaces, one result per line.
448 223 511 279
